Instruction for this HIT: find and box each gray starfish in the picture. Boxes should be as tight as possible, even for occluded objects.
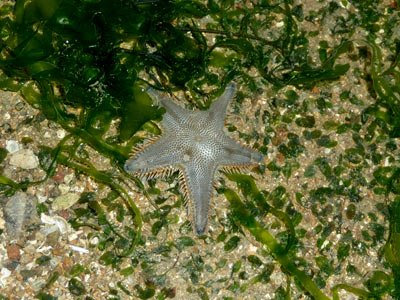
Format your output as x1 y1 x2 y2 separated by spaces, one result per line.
124 83 263 235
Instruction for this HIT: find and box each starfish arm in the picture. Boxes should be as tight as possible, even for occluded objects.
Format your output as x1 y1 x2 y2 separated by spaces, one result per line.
124 137 183 174
219 136 263 166
208 82 236 128
183 161 217 235
147 87 187 122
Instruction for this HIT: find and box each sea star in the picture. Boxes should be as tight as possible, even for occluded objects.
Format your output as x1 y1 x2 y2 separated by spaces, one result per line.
124 82 263 235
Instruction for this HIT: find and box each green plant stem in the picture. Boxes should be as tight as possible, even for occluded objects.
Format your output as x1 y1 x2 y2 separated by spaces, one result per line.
177 26 277 45
0 175 19 187
65 126 128 163
365 39 400 115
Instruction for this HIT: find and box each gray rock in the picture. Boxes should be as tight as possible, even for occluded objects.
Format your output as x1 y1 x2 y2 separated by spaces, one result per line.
9 149 39 169
2 192 38 240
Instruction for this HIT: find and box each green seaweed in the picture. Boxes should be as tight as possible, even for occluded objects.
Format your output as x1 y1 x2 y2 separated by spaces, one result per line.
384 197 400 297
68 277 86 296
223 186 329 299
361 38 400 138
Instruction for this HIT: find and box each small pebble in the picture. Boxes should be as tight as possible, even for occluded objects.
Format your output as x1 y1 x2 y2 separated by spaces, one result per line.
5 140 21 154
64 173 74 185
56 129 66 139
0 268 11 287
3 192 38 239
31 279 46 292
40 214 70 234
52 167 66 183
20 269 39 281
52 193 80 211
58 184 70 195
6 244 21 261
9 149 39 169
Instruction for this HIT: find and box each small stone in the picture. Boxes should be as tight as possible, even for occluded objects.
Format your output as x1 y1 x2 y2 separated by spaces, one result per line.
6 244 21 261
58 184 70 195
57 210 70 221
34 231 46 243
31 278 46 292
3 192 38 239
64 173 74 185
5 140 21 154
20 253 34 265
90 236 99 246
52 166 66 183
37 195 47 203
0 268 11 287
2 123 12 133
3 260 19 272
61 257 73 272
52 193 80 211
23 244 37 255
46 230 60 246
276 152 285 164
40 214 70 234
56 129 66 139
9 149 39 169
20 269 39 281
52 246 65 256
14 271 23 282
0 215 5 230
